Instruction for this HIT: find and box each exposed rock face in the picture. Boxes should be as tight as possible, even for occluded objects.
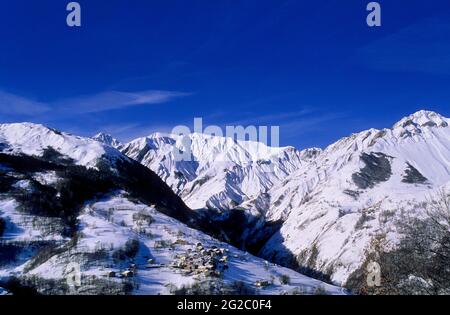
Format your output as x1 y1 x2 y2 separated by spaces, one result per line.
352 152 393 189
402 163 428 184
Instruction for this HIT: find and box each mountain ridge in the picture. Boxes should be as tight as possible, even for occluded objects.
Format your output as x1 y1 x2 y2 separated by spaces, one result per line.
0 122 343 295
92 109 450 286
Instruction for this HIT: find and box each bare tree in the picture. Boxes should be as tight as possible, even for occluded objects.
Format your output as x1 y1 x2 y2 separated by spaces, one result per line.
385 189 450 294
347 189 450 295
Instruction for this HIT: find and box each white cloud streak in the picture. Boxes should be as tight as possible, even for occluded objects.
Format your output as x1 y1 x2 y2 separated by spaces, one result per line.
54 90 192 115
0 90 50 116
0 89 191 119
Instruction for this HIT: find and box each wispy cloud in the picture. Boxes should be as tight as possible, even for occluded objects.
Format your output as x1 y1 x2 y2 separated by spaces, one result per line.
53 90 192 115
0 89 191 120
0 90 50 116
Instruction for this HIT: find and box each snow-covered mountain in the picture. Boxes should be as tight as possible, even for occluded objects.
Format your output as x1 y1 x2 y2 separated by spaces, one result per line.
117 132 320 211
92 132 123 150
0 122 343 295
255 110 450 285
0 195 343 295
96 110 450 289
1 123 123 168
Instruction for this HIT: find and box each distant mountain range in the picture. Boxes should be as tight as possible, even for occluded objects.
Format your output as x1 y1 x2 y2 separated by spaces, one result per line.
94 110 450 287
0 110 448 295
0 122 343 295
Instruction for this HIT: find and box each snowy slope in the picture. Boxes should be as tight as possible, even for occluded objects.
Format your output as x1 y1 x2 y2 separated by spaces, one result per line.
5 110 446 292
118 132 319 211
0 195 344 295
0 122 205 238
0 123 344 295
0 123 124 168
256 110 450 285
92 110 450 287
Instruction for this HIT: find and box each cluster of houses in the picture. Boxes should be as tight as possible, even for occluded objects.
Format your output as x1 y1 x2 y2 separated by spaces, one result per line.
171 243 230 277
107 263 137 279
104 240 273 288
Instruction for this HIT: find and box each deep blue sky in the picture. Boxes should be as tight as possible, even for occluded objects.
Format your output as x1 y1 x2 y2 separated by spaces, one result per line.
0 0 449 149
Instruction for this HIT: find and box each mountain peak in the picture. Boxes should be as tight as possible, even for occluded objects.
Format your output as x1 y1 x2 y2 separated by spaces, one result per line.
92 132 123 148
148 132 171 138
394 110 448 130
0 122 55 133
0 123 124 167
